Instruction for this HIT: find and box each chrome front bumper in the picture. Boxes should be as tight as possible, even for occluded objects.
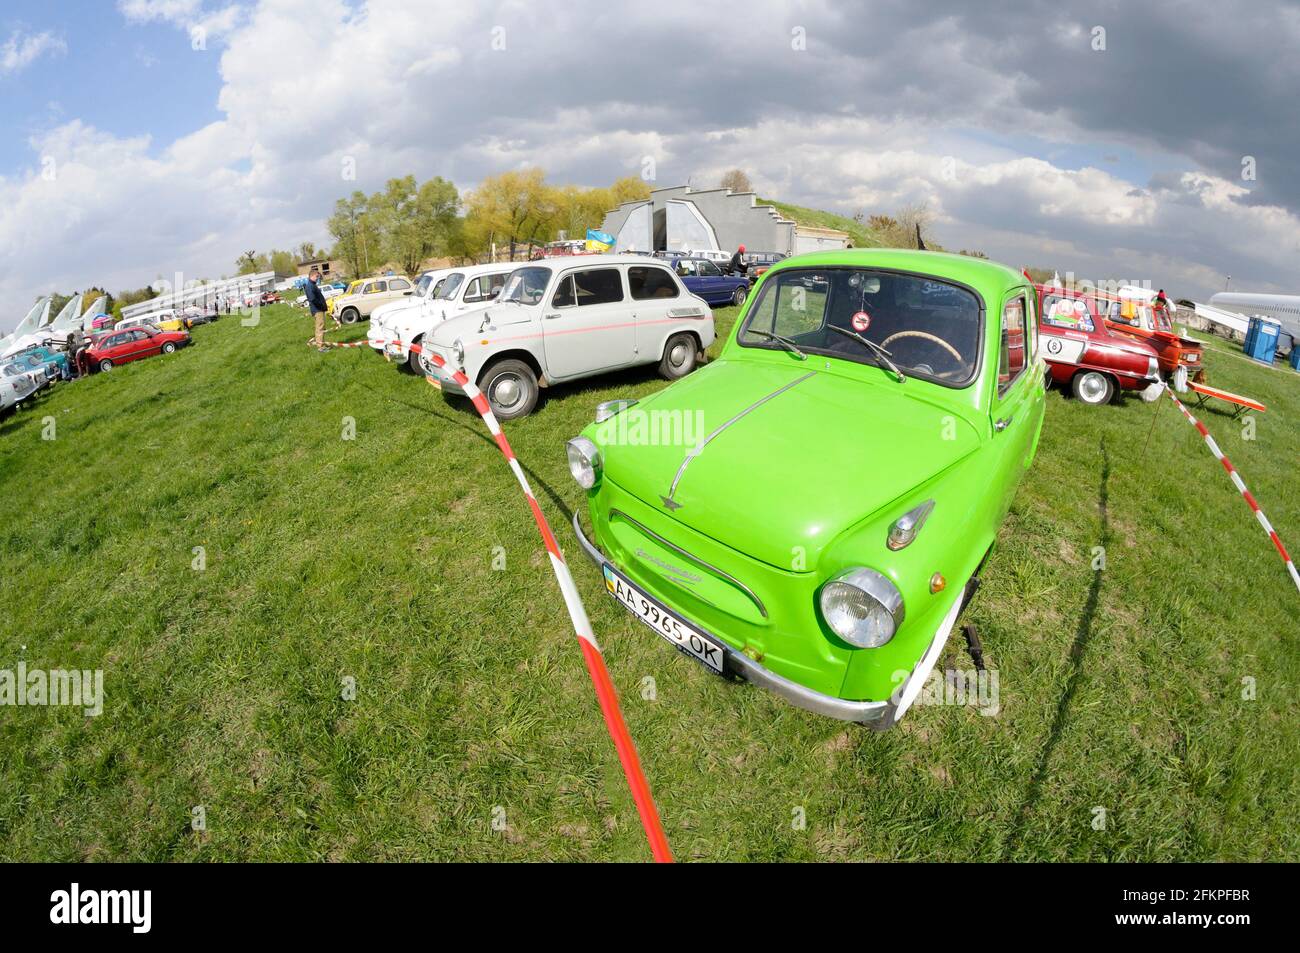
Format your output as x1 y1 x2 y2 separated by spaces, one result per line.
570 510 900 728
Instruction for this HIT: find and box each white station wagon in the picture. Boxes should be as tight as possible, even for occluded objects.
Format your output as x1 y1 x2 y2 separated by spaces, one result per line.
419 254 715 419
375 263 514 373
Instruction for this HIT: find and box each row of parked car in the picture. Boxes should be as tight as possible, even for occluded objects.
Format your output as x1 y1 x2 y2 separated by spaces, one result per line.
330 246 1211 732
364 255 717 418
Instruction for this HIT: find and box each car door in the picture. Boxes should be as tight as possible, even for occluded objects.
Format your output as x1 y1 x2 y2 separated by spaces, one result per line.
100 332 129 364
692 259 723 303
628 264 687 363
542 265 638 379
119 329 152 363
991 290 1044 514
383 277 413 308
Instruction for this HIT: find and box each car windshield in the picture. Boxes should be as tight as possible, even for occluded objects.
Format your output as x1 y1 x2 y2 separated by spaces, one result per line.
498 267 552 305
738 267 982 386
1042 294 1095 332
436 273 465 300
415 273 437 296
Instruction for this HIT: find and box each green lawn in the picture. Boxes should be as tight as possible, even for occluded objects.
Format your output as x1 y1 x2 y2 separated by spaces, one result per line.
1 305 1296 861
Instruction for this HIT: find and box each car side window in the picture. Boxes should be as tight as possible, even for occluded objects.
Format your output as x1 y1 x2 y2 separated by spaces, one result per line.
999 295 1028 393
389 278 410 291
629 266 681 300
699 261 722 277
552 275 576 308
486 273 508 297
373 281 388 293
1043 295 1095 333
568 268 624 306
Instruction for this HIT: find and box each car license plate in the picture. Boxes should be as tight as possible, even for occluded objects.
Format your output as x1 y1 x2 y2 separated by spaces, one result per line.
603 565 725 673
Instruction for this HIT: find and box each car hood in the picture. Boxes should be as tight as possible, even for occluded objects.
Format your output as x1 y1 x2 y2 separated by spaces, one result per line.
429 304 530 346
597 359 983 569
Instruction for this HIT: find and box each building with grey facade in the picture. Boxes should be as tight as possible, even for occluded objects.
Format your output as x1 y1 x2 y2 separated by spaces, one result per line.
600 186 851 258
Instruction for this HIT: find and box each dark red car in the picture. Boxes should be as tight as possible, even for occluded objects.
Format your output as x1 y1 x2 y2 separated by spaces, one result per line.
84 325 191 373
1037 287 1162 405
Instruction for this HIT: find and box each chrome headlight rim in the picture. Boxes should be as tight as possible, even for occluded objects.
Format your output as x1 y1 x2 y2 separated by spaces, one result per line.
452 337 465 366
819 567 905 648
566 436 602 490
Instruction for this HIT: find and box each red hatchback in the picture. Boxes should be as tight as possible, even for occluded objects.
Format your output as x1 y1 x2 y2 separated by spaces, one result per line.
84 325 191 372
1037 288 1162 405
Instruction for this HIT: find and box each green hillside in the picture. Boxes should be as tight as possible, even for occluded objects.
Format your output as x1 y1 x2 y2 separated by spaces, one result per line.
761 199 883 248
0 307 1297 860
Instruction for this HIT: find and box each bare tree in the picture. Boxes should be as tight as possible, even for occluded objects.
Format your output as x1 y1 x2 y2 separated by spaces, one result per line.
720 169 754 193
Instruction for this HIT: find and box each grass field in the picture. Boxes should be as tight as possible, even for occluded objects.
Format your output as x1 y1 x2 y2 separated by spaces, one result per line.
1 304 1297 861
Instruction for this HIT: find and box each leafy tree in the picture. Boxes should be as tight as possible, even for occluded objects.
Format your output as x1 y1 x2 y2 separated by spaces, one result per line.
373 175 461 275
328 191 382 276
463 168 560 255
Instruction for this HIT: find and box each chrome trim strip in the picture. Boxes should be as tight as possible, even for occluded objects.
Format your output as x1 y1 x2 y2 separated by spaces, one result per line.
609 508 768 618
663 371 815 505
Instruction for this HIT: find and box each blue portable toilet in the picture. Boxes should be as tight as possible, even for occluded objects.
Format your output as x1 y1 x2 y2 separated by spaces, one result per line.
1289 341 1300 371
1244 316 1280 364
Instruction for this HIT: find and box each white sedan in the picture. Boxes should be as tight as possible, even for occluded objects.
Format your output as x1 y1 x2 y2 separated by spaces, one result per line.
1 361 42 412
420 254 715 419
372 263 514 373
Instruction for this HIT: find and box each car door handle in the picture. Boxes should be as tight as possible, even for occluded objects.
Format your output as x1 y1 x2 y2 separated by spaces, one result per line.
545 313 561 320
995 415 1015 432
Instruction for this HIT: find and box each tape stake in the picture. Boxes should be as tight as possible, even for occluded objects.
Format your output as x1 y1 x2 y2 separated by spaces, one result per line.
409 342 674 862
1165 386 1300 594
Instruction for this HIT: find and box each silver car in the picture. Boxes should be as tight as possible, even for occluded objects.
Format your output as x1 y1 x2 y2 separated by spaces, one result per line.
420 254 715 419
1 360 41 412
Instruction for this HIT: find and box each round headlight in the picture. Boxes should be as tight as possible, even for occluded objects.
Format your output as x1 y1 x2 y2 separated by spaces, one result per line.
566 436 602 489
819 568 905 648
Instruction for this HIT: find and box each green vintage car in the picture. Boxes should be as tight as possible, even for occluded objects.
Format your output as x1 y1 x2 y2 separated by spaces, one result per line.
567 249 1045 729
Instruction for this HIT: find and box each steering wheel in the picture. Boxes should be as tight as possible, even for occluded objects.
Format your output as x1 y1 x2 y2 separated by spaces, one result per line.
880 330 965 377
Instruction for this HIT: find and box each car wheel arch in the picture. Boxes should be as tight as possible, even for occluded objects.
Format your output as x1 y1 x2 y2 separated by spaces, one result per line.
477 348 545 388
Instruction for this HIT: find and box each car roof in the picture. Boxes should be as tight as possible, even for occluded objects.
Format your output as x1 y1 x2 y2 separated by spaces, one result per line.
764 248 1027 298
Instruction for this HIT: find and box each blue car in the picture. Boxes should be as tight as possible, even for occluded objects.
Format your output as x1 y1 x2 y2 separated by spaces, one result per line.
13 346 69 381
670 257 750 307
7 348 62 386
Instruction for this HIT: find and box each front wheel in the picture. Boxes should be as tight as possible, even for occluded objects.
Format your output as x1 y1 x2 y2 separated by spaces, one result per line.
98 358 113 372
480 359 539 420
407 339 425 375
731 285 747 307
340 307 360 325
161 342 176 354
1071 370 1113 405
659 332 698 380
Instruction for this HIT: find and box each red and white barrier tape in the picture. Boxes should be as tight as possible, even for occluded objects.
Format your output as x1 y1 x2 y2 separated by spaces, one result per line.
1165 386 1300 594
398 341 673 862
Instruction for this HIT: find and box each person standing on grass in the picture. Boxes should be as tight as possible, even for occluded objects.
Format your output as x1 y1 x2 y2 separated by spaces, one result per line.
305 268 329 352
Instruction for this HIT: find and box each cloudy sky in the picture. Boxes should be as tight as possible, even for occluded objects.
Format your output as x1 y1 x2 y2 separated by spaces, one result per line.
2 0 1298 330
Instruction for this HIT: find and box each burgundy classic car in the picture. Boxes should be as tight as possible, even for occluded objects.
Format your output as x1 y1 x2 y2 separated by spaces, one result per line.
83 325 191 372
1036 287 1162 405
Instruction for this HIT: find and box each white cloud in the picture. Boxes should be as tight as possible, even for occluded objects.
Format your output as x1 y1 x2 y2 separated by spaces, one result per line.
4 0 1300 329
0 30 67 75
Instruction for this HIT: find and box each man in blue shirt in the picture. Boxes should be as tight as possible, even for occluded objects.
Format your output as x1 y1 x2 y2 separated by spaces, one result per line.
305 268 329 352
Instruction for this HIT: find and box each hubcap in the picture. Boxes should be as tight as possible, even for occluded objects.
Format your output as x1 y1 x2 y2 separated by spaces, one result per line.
493 375 522 408
669 343 688 366
1080 373 1107 401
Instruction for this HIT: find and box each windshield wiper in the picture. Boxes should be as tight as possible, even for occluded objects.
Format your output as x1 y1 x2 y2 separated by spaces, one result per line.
748 329 807 361
828 325 906 382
